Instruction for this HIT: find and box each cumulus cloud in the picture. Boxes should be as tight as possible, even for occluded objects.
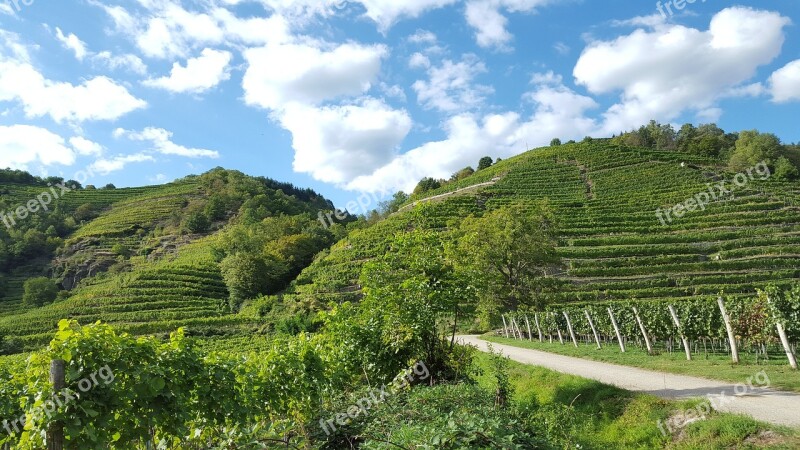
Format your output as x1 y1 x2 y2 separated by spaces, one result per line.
243 41 387 110
115 127 220 158
69 136 104 156
277 99 412 184
465 0 555 49
89 153 155 175
574 7 791 132
0 125 76 169
412 54 493 112
54 28 88 60
769 60 800 103
144 48 232 93
93 51 148 75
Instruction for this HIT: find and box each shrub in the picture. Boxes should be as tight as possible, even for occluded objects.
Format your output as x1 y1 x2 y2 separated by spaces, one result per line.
22 277 58 307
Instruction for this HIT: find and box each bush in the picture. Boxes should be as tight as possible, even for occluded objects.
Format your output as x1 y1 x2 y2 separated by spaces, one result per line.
774 156 799 181
22 277 58 307
184 211 210 233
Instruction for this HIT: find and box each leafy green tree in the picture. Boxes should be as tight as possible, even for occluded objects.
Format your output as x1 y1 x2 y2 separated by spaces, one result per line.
73 203 97 223
477 156 494 171
413 177 442 195
550 138 562 146
450 167 475 182
729 130 782 171
184 211 210 233
774 156 799 181
220 254 288 311
22 277 58 307
453 202 561 324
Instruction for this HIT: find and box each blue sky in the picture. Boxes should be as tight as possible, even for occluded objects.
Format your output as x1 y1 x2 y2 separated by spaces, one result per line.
1 0 799 209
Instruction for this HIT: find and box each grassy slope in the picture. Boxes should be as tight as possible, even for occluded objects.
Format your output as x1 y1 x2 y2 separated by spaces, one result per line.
289 140 800 307
483 335 800 393
472 352 800 449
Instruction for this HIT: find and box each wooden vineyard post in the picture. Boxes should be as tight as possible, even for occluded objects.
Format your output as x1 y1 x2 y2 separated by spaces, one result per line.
717 297 739 364
501 315 510 338
585 310 602 349
608 307 626 353
552 313 564 344
534 313 544 342
768 295 798 370
632 307 654 355
563 311 579 348
524 315 533 341
47 359 65 450
511 317 523 340
668 305 692 361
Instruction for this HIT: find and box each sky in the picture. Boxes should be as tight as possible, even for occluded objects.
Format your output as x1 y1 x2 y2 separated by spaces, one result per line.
0 0 799 210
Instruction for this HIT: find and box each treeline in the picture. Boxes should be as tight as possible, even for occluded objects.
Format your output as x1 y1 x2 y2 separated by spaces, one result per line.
413 156 498 196
609 121 799 180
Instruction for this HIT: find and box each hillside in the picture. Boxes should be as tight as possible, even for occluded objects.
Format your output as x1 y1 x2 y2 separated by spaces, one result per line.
0 168 339 351
286 139 800 311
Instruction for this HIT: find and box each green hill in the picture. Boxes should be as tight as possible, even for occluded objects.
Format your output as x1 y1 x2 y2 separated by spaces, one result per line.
285 139 800 311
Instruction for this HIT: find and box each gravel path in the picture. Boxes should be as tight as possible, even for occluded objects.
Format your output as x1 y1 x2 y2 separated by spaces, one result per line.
459 335 800 428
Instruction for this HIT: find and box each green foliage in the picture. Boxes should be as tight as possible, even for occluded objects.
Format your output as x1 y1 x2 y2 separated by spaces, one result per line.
22 277 58 307
184 210 210 233
774 156 799 180
728 130 783 171
550 138 562 146
413 177 443 195
220 254 281 310
477 156 494 171
454 202 561 317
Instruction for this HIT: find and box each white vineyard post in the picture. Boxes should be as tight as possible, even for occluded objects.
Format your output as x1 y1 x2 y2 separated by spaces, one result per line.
717 297 739 364
768 295 798 370
632 307 654 355
552 312 564 345
524 314 533 341
501 315 510 338
608 307 625 353
534 313 544 342
563 311 579 348
668 305 692 361
585 310 602 349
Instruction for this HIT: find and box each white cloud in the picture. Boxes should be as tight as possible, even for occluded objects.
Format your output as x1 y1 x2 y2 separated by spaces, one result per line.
553 41 569 55
574 7 791 132
409 52 431 69
0 62 146 123
348 78 597 193
144 48 232 93
352 0 460 32
54 28 88 61
408 30 437 44
93 51 148 75
0 3 15 15
465 0 554 49
243 41 387 110
278 99 412 184
0 125 76 169
769 60 800 103
412 54 493 112
69 136 103 156
116 127 220 159
89 153 155 175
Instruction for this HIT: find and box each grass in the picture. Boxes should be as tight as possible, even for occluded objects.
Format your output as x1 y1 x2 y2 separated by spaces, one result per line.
482 334 800 393
472 351 800 449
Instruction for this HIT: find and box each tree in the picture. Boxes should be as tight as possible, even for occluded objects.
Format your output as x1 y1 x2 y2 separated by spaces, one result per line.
774 156 799 181
22 277 58 306
184 211 210 233
102 183 117 190
450 166 475 182
73 203 97 223
729 131 782 171
413 177 442 195
477 157 494 171
453 202 561 325
550 138 562 146
220 254 288 311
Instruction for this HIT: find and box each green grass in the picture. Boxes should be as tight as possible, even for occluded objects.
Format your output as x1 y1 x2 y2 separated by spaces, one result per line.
472 351 800 449
482 335 800 393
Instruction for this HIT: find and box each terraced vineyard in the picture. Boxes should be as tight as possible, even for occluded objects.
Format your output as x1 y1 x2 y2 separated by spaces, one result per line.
287 140 800 311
